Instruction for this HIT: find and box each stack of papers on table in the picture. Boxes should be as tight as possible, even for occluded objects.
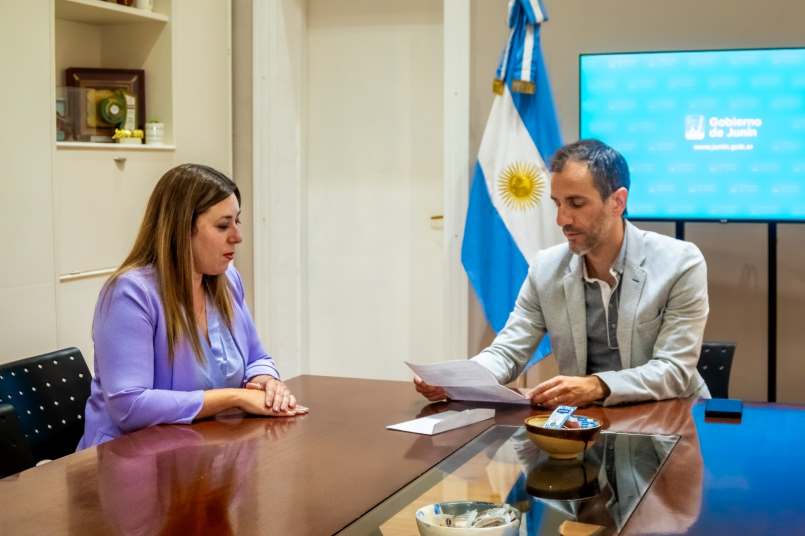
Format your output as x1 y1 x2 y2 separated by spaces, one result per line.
386 408 495 435
405 360 531 405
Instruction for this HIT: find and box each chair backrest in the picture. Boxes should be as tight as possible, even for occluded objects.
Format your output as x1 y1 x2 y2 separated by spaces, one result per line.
0 403 35 478
697 341 736 399
0 348 91 465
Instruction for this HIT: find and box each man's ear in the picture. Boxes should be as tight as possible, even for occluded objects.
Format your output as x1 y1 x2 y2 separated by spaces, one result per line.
610 187 628 217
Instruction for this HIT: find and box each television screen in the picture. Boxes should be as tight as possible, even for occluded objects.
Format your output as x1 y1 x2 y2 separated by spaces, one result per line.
580 48 805 221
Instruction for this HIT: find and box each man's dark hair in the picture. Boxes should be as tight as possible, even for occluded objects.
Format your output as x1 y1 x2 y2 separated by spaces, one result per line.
550 139 630 201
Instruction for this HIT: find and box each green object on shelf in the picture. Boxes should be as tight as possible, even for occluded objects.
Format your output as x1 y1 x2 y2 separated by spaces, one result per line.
98 94 126 126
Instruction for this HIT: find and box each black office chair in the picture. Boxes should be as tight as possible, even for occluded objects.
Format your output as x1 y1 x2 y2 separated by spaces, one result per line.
0 347 91 475
697 341 736 399
0 403 34 478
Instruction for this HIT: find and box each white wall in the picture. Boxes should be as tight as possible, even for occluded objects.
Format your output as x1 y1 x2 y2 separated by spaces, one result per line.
173 0 232 172
304 0 445 380
251 0 309 381
232 0 254 309
0 1 59 363
469 0 805 402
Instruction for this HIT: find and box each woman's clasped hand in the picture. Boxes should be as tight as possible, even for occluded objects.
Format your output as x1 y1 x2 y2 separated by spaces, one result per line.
243 376 309 416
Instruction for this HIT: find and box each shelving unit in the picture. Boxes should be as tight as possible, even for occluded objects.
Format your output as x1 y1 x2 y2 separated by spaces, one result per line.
1 0 231 371
56 141 175 151
55 0 173 146
55 0 169 25
50 0 181 368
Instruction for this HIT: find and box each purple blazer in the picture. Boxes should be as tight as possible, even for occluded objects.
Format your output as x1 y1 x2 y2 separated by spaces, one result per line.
78 265 279 449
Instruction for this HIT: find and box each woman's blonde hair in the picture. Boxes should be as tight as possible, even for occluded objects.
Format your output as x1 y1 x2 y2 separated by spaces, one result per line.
105 163 241 362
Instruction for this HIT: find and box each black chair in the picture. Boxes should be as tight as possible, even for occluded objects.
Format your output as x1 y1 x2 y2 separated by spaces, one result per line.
0 403 34 478
697 341 736 399
0 347 91 475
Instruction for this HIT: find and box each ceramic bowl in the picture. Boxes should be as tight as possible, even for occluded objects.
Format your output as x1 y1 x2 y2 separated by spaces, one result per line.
415 501 520 536
524 414 602 459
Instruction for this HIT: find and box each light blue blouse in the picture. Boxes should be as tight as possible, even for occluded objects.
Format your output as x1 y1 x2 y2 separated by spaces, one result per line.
197 298 246 389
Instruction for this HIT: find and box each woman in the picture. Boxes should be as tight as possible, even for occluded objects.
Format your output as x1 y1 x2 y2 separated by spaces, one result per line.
79 164 306 449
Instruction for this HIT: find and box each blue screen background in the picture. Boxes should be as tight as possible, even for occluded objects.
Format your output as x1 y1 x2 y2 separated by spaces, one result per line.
580 49 805 221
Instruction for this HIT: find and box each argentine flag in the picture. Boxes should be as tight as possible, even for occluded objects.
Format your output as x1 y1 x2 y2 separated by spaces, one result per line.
461 0 563 367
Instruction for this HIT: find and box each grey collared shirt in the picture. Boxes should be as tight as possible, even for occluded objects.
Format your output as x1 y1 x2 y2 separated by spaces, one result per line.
583 235 628 375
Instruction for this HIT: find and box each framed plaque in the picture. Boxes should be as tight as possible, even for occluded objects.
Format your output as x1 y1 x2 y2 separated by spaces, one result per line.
64 67 145 142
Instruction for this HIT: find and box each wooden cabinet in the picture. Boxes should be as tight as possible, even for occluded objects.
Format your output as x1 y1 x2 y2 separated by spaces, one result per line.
53 146 178 370
0 1 60 360
54 148 174 275
55 0 174 146
56 277 105 371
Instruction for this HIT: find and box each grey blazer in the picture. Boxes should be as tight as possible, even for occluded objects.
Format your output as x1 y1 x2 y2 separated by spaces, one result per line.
472 221 710 406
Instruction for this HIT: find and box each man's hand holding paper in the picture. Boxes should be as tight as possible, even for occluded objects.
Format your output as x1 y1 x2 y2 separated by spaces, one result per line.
406 361 530 405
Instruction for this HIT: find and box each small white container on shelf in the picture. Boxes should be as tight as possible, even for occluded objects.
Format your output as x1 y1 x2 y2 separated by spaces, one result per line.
145 121 165 145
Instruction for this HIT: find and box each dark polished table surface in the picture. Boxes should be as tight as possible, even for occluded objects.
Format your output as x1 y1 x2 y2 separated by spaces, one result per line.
1 375 803 535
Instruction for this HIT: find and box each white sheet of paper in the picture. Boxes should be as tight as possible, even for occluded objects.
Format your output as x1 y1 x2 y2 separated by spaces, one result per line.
405 360 531 405
386 408 495 435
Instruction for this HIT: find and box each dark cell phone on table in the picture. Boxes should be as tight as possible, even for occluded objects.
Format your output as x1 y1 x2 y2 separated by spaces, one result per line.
705 398 743 419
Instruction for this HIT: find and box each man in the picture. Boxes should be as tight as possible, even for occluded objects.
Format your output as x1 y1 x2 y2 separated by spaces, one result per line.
416 139 710 407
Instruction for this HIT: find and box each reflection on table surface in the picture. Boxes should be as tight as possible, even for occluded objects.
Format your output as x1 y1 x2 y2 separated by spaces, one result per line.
368 426 677 535
6 377 805 536
96 413 297 536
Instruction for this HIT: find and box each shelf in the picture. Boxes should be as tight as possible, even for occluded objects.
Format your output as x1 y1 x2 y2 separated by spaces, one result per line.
57 142 175 151
55 0 169 25
55 0 174 150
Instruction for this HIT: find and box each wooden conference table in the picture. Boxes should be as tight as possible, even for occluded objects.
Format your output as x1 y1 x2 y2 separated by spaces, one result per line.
1 375 803 535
